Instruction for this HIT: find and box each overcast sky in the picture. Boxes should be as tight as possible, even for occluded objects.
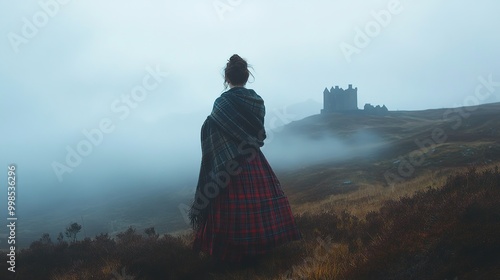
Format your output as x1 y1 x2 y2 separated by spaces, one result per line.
1 1 499 214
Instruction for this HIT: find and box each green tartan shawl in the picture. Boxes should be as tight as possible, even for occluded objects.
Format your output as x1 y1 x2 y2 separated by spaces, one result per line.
190 87 266 229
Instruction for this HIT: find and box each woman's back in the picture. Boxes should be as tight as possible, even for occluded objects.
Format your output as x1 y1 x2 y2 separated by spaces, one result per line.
190 54 301 263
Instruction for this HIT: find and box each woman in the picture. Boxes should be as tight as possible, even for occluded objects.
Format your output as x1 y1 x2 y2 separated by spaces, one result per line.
190 54 301 262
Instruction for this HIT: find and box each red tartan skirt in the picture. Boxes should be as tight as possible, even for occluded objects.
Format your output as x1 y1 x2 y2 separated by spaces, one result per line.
193 150 301 261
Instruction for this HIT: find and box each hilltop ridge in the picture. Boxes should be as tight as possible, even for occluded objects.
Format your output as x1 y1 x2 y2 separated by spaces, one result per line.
269 102 500 211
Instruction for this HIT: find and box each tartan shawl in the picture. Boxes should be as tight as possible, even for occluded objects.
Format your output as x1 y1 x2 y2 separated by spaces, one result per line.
190 87 266 229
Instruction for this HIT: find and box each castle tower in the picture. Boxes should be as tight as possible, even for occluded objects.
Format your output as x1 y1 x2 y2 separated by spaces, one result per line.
322 87 332 113
321 84 358 114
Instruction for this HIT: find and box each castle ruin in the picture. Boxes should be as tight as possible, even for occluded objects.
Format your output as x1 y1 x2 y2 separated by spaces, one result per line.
321 84 358 114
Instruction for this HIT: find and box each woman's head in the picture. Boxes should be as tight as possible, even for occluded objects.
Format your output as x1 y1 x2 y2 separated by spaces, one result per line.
224 54 253 88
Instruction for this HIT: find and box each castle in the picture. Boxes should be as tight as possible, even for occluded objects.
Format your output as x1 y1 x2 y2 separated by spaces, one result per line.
321 84 359 114
321 84 389 115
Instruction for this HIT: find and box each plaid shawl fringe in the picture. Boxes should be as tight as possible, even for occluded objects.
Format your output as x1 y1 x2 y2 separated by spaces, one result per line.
189 87 267 229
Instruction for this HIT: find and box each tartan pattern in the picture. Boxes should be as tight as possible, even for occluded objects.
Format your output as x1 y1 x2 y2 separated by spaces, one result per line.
190 87 267 228
193 150 301 261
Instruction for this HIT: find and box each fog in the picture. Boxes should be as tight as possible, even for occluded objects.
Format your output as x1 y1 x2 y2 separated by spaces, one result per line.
1 0 500 247
264 128 385 171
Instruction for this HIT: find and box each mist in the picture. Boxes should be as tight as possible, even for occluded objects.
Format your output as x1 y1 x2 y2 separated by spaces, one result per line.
1 0 500 248
264 118 386 170
264 130 385 170
0 98 321 248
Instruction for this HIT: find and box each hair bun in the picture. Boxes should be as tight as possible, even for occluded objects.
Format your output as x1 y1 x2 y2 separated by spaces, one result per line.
229 54 246 65
224 54 252 87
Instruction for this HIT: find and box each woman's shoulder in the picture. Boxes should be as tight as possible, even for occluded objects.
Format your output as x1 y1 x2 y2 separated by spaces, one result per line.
222 87 260 99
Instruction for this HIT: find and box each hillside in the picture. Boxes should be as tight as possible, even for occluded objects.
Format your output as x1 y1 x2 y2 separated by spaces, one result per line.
1 102 499 279
271 102 500 215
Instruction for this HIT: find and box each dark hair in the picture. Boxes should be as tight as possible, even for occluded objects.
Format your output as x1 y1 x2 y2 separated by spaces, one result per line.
224 54 253 88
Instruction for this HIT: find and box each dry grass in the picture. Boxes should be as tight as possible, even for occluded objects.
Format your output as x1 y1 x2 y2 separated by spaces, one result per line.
292 160 500 218
3 104 500 279
292 168 446 217
281 243 351 280
1 166 499 279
